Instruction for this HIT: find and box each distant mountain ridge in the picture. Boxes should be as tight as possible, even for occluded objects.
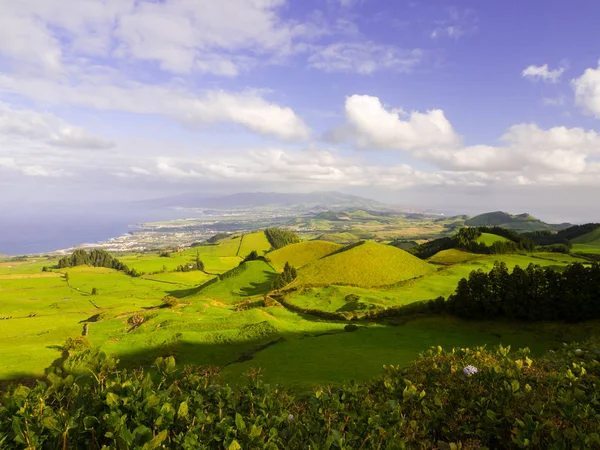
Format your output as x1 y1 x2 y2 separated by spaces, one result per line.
144 191 398 212
465 211 571 232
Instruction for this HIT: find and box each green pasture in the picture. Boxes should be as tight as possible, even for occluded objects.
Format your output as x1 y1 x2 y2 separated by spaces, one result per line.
285 252 590 312
293 241 433 288
268 240 341 271
475 233 511 245
0 232 597 392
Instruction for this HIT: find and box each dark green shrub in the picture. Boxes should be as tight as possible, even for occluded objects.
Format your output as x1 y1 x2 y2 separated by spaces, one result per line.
161 296 179 308
1 341 599 449
344 324 359 332
63 336 91 352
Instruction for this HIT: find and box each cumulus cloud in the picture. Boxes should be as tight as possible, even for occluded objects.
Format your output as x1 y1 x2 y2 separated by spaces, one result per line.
522 64 564 83
130 147 459 189
307 43 423 74
0 103 114 149
0 76 310 141
0 0 313 75
573 61 600 118
343 95 460 150
420 124 600 175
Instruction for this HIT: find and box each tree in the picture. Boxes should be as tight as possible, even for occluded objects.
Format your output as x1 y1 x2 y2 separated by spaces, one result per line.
195 251 205 271
91 287 98 296
272 262 298 290
161 296 179 308
244 250 260 262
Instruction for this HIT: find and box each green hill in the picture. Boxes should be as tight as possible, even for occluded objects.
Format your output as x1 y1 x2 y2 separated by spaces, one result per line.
465 211 567 232
427 249 483 265
475 233 512 246
196 260 277 302
572 227 600 245
268 241 341 271
293 241 433 288
238 231 272 257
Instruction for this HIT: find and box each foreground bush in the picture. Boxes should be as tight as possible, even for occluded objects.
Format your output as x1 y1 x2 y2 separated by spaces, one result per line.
1 342 599 449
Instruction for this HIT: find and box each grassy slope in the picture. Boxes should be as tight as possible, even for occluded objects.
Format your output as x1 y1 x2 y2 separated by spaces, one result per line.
268 241 341 271
238 231 272 257
572 227 600 245
220 317 597 391
428 249 483 265
286 252 589 312
195 260 277 303
293 241 433 288
475 233 512 246
0 236 596 391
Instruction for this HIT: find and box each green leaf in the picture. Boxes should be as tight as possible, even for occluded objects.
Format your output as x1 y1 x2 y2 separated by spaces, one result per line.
228 440 242 450
142 429 168 450
235 413 247 432
486 410 497 421
106 392 119 408
249 425 262 439
177 401 189 420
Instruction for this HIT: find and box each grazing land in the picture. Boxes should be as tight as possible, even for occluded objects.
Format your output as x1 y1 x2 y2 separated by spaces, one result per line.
1 222 598 394
267 240 341 270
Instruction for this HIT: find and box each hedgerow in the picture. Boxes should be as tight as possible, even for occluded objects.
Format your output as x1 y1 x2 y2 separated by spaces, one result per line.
1 342 599 449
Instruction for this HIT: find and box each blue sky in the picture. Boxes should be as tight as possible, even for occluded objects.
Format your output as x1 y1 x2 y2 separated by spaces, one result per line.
1 0 600 221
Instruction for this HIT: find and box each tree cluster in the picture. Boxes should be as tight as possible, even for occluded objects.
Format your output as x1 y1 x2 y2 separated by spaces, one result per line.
264 228 301 250
523 223 600 246
175 252 204 272
57 249 140 277
271 262 297 290
445 261 600 322
409 226 536 259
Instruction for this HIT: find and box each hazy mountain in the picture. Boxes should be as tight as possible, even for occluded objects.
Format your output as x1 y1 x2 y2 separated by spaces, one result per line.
465 211 571 232
143 191 396 212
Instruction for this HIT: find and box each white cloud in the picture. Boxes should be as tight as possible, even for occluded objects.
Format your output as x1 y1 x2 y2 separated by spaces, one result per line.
430 26 464 39
420 124 600 175
573 61 600 118
542 96 566 107
344 94 460 150
0 0 312 76
0 102 114 149
0 76 310 141
133 147 459 189
0 157 65 177
430 7 477 40
522 64 564 83
308 43 422 74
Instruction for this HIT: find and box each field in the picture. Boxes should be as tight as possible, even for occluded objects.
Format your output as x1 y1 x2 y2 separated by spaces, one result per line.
572 227 600 245
292 241 433 288
285 252 589 312
238 231 272 257
1 229 598 393
475 232 512 246
268 240 341 270
427 248 483 265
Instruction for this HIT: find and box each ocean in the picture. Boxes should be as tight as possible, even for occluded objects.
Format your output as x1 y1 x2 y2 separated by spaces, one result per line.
0 205 188 256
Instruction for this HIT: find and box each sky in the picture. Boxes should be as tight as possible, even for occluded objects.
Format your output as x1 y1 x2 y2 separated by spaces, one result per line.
1 0 600 222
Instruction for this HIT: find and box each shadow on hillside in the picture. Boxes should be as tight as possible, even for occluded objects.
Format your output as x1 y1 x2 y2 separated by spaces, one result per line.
0 372 39 391
239 271 278 296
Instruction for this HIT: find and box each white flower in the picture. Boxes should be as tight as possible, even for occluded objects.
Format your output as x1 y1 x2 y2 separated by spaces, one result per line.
463 365 478 376
288 414 295 422
575 349 583 354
